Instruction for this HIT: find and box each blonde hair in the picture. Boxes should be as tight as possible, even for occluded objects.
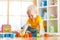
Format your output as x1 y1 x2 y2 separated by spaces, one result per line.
27 5 37 14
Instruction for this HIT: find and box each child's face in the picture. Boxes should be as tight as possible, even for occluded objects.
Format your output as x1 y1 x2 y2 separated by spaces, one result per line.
27 10 36 19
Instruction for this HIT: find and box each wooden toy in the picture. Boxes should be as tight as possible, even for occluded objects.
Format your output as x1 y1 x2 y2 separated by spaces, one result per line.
51 0 55 5
29 33 32 40
50 15 55 19
15 32 20 38
37 33 41 40
24 33 29 40
24 33 29 38
44 33 49 40
2 24 11 33
29 33 32 37
0 34 3 38
4 34 12 38
49 25 54 33
11 31 16 38
32 34 36 37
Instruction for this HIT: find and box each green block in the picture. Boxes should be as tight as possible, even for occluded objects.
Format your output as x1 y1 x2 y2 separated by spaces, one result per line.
36 33 41 40
36 33 41 37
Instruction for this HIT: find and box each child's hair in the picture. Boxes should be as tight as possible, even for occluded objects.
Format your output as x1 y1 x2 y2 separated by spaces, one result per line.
27 5 37 14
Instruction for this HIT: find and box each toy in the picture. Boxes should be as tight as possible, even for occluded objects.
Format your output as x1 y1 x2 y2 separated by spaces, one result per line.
24 33 29 38
49 25 54 33
4 34 12 38
0 34 3 38
51 0 55 5
24 33 29 40
11 31 16 38
44 33 49 40
15 32 20 38
2 24 11 33
36 33 41 40
54 25 57 32
50 15 55 19
32 34 36 37
29 33 32 40
42 0 47 6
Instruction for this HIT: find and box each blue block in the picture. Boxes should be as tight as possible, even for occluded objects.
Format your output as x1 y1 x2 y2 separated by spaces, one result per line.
0 34 3 38
4 34 11 38
32 34 36 37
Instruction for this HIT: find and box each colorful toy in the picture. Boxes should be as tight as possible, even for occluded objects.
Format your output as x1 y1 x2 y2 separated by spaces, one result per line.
29 33 32 37
29 33 32 40
51 0 55 5
2 24 11 33
0 34 3 38
24 33 29 38
37 33 41 40
50 15 55 19
24 33 29 40
11 31 16 38
15 32 20 38
49 25 54 33
32 34 36 37
4 34 12 38
42 0 47 7
44 33 49 40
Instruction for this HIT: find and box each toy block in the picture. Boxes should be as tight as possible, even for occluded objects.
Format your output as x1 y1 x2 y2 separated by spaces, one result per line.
44 33 49 38
36 33 41 37
36 33 41 40
0 34 3 38
2 24 11 33
29 33 32 37
32 34 36 37
4 34 12 38
15 32 20 38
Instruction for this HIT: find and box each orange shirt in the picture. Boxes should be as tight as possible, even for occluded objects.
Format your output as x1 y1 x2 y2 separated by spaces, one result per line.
27 15 44 30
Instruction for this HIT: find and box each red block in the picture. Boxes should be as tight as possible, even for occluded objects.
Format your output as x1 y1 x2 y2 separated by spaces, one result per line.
15 32 20 38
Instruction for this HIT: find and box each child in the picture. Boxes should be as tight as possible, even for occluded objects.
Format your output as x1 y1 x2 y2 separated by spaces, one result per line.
21 5 44 35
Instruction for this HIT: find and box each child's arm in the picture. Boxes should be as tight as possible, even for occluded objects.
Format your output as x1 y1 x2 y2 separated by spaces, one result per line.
21 23 28 34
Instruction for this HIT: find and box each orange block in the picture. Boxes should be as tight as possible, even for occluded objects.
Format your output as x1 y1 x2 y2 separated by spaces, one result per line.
44 34 49 40
24 33 29 40
44 33 49 38
24 33 29 38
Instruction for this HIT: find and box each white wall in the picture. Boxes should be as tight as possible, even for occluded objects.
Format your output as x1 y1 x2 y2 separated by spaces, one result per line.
0 1 33 31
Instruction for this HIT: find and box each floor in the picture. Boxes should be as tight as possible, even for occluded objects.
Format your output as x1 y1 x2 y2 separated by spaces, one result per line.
0 37 60 40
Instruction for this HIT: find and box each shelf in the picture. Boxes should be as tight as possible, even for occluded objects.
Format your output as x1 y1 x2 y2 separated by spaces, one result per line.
38 6 47 8
48 5 57 7
48 18 58 20
43 19 47 21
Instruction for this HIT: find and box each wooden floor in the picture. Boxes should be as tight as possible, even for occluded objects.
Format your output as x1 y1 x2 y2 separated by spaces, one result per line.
0 37 60 40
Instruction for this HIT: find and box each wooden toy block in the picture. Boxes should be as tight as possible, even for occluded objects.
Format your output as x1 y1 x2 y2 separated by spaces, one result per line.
32 34 36 37
29 33 32 37
0 34 3 38
36 33 41 40
15 32 20 37
24 33 29 38
44 33 49 38
2 24 11 33
24 33 29 40
4 34 12 38
36 33 41 37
